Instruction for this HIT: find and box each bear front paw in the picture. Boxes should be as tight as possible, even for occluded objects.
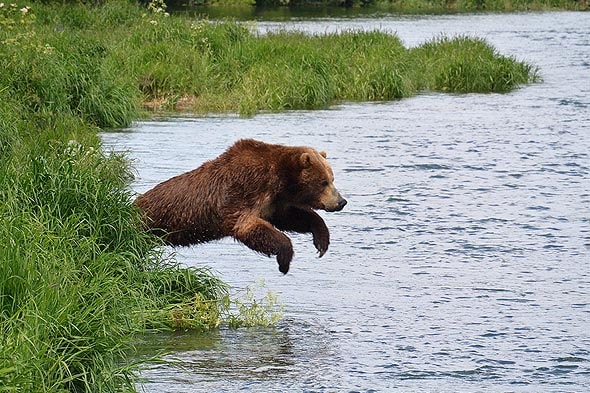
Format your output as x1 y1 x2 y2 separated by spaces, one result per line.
277 247 294 274
313 233 330 258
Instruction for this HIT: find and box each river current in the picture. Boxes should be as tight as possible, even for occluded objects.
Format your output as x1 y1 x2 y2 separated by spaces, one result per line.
101 12 590 393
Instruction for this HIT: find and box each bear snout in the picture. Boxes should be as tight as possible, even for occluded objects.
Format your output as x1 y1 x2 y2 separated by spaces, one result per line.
332 196 347 212
324 196 347 212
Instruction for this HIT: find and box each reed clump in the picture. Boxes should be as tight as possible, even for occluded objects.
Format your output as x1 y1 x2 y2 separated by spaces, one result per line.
410 35 539 92
1 1 540 391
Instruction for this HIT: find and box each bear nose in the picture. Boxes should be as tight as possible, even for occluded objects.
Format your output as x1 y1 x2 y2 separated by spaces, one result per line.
337 198 347 211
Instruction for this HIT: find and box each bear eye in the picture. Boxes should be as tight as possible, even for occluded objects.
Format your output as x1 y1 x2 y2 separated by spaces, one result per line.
321 180 329 187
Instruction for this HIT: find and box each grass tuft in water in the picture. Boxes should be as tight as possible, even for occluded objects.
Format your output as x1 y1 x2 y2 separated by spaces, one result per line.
410 35 541 93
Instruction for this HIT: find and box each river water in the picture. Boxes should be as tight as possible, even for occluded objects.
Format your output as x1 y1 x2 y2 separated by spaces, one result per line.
101 12 590 393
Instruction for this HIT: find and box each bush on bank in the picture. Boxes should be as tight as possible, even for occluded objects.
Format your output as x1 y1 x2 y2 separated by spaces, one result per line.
1 3 224 391
1 1 539 391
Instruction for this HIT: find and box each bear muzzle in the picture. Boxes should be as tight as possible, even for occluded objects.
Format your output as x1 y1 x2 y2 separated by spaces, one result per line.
324 195 347 212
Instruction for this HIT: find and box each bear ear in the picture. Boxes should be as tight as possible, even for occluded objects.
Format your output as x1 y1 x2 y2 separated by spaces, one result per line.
320 151 327 158
300 152 312 167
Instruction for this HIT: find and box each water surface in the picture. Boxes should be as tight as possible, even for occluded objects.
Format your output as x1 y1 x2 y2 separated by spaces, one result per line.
101 12 590 392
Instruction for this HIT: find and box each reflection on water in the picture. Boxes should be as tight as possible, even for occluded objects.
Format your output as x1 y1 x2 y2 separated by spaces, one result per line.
102 12 590 393
169 4 397 20
138 321 340 392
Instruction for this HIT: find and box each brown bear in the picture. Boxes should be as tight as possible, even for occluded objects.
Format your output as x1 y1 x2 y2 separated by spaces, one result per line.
135 139 347 274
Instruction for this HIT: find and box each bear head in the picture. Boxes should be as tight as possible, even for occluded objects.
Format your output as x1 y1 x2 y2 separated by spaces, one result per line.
291 149 347 212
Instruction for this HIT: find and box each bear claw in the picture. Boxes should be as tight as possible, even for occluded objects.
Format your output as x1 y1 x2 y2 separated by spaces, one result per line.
313 236 329 258
277 248 293 274
278 262 290 274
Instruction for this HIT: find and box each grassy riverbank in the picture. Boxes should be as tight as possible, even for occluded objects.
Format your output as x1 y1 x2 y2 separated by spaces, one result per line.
5 1 540 118
1 1 539 391
33 1 537 116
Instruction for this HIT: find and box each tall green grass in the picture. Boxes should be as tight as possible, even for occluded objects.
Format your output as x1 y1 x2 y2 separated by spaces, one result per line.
0 120 228 390
1 1 540 391
106 9 538 115
9 1 539 118
1 3 225 391
410 35 539 92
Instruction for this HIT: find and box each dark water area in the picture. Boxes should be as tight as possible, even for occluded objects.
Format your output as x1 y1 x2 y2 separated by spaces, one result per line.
101 12 590 392
168 4 433 21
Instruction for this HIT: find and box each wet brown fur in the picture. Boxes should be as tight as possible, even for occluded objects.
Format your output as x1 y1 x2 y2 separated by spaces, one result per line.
134 139 347 274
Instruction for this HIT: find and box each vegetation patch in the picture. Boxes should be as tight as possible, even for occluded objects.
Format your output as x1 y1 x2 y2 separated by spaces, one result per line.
2 1 540 120
108 3 538 115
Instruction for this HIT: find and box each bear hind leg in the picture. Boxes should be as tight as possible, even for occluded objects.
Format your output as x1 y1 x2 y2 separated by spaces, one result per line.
233 217 294 274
